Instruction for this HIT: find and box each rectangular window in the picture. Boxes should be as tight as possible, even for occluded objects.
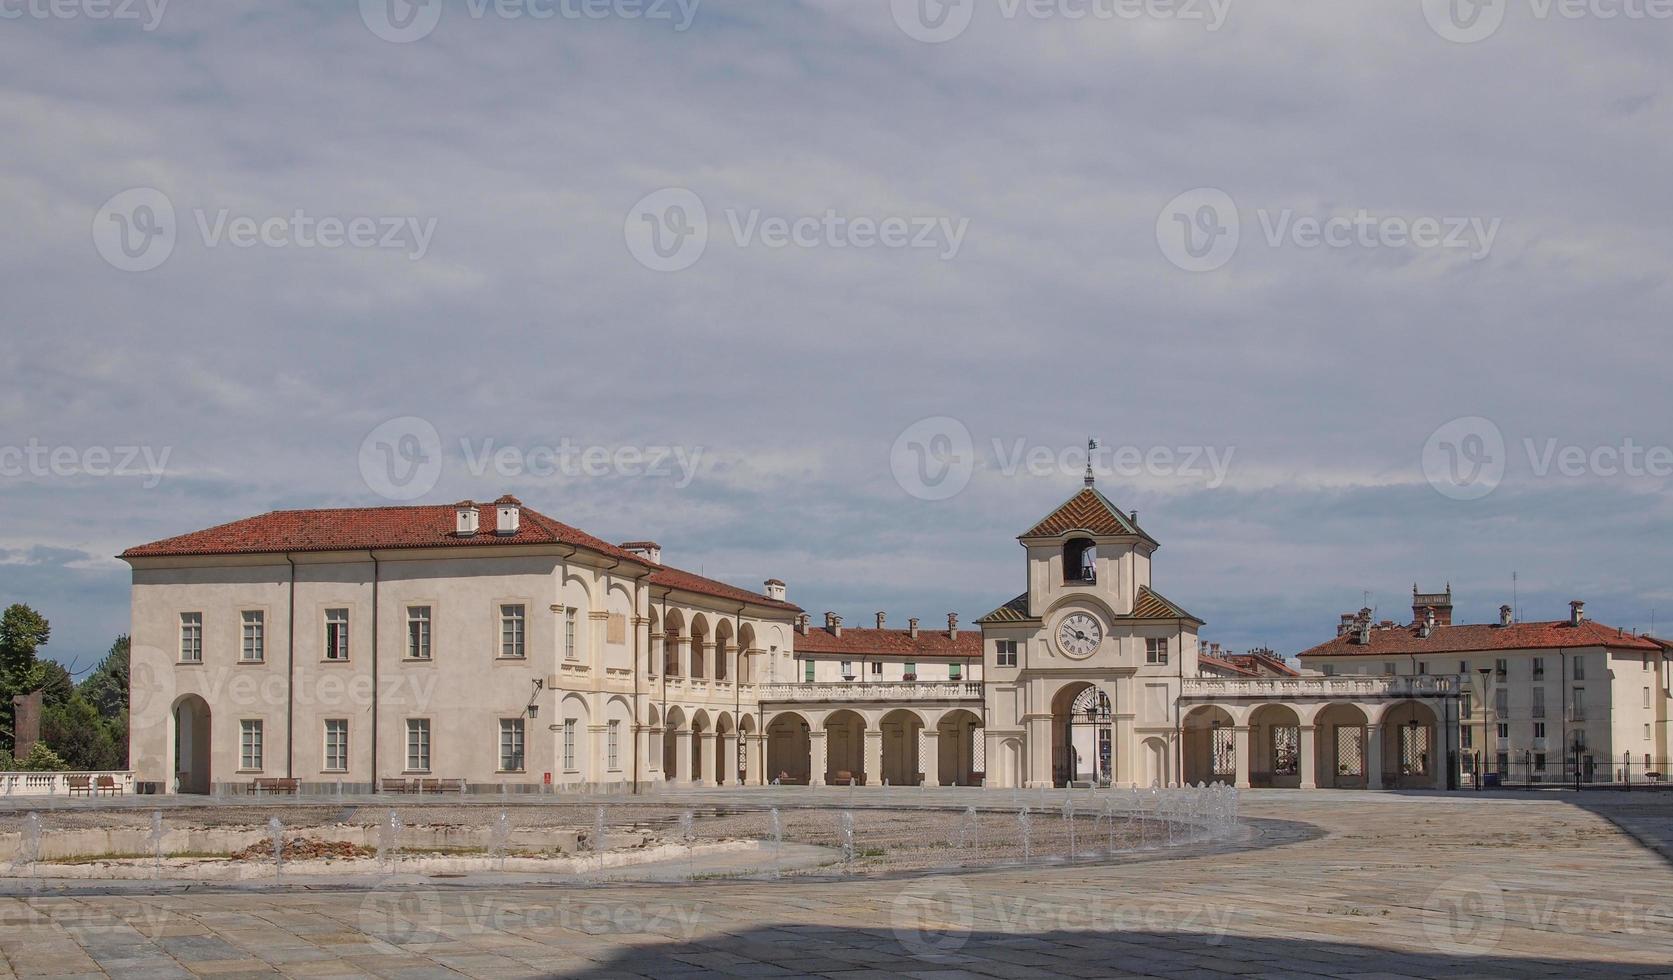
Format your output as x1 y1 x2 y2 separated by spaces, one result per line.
803 659 815 683
949 663 963 681
1495 658 1508 677
407 606 431 660
1645 687 1652 710
1646 723 1653 741
870 660 883 675
240 719 263 771
1496 722 1508 740
325 608 350 661
1573 656 1585 680
1532 687 1545 719
1322 663 1336 677
564 608 578 660
1534 753 1546 771
1494 688 1507 716
840 660 853 680
1460 694 1472 719
996 640 1018 668
405 719 431 772
1461 726 1473 749
241 611 264 662
1383 661 1396 675
562 719 577 771
607 720 621 771
1417 661 1427 675
1532 657 1544 678
180 612 203 662
1147 638 1170 666
499 718 526 772
1534 722 1546 739
500 604 526 659
1458 660 1468 675
1571 688 1585 721
323 719 348 772
904 661 917 680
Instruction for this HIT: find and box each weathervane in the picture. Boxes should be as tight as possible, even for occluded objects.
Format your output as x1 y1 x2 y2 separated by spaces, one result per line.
1084 438 1099 487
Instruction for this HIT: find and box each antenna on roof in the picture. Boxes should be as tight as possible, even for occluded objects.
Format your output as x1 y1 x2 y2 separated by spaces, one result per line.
1084 438 1098 487
1512 570 1518 624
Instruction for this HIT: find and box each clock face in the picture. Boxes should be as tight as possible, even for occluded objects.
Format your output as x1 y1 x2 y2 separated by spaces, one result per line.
1056 613 1103 658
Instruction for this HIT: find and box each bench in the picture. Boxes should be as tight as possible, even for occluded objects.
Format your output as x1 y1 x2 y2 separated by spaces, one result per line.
832 770 864 786
381 778 412 794
250 777 298 795
95 775 123 796
66 775 94 796
419 778 464 794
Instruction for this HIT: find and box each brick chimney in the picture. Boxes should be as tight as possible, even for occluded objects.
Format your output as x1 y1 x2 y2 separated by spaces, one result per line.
1570 600 1586 627
908 617 919 640
795 613 809 636
826 613 843 638
1499 604 1513 627
946 613 958 639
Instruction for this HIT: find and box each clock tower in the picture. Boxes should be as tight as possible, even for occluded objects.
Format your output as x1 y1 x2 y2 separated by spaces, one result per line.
976 465 1204 789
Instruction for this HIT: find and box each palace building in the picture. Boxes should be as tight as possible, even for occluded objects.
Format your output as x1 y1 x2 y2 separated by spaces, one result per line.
124 479 1536 795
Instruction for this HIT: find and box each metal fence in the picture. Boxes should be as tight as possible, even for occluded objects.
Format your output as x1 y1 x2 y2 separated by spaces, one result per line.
1457 753 1671 790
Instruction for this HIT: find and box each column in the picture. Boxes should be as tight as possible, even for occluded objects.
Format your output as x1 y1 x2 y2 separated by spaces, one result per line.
699 732 717 785
674 730 692 783
746 733 764 784
809 730 827 786
1025 715 1054 788
1366 725 1384 790
1233 726 1252 790
1113 717 1134 787
1298 725 1317 789
645 726 664 780
864 729 884 786
920 728 941 787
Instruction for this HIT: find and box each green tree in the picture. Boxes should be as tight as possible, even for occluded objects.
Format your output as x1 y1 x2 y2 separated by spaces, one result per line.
42 694 120 771
80 635 129 718
38 660 73 707
16 741 67 772
0 603 51 753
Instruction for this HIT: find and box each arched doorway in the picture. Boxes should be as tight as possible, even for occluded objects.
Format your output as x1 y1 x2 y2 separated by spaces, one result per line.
1314 703 1370 789
767 712 811 784
172 694 212 794
935 709 983 786
1381 700 1441 789
1052 682 1112 787
880 709 924 786
662 706 686 782
1182 705 1236 785
690 709 710 784
1248 704 1303 788
823 710 866 785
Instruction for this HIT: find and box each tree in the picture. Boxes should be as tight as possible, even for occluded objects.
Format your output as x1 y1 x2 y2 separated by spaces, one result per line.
79 635 129 719
0 603 51 754
42 694 120 771
38 660 73 707
15 741 67 772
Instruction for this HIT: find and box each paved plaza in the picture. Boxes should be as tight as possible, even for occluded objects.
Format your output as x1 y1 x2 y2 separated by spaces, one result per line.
3 788 1673 978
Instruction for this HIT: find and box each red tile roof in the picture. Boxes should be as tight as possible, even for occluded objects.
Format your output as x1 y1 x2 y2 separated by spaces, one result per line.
1198 654 1259 677
121 502 798 613
1298 619 1661 658
793 626 982 660
1023 487 1156 544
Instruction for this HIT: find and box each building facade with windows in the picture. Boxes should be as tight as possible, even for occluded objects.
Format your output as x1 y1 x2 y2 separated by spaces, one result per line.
125 482 1465 794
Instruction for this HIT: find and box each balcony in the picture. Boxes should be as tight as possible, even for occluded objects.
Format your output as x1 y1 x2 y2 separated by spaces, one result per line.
1181 674 1460 701
758 681 983 704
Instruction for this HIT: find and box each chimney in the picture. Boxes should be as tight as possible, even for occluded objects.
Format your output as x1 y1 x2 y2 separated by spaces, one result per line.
494 495 522 535
621 541 663 565
908 617 919 640
763 579 786 602
1570 600 1586 627
1425 607 1437 629
1211 642 1221 657
824 612 842 637
947 613 958 639
1129 510 1138 525
795 613 809 636
1499 604 1513 627
875 612 886 629
1338 613 1356 637
454 500 479 537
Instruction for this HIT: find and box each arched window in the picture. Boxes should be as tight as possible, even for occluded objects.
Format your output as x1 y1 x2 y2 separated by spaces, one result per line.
1063 537 1096 584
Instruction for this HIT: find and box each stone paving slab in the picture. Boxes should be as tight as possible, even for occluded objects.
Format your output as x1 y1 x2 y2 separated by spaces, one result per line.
4 790 1673 977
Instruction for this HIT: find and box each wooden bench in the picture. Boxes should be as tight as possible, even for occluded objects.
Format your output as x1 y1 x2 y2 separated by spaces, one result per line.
66 775 94 796
418 778 464 794
381 778 412 794
249 777 298 795
95 775 123 796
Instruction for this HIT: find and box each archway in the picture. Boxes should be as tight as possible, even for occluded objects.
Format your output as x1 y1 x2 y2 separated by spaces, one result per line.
1248 704 1303 788
663 609 685 678
1381 700 1441 789
647 608 662 677
935 709 984 786
880 708 924 786
738 624 758 685
689 614 709 680
662 706 686 782
714 712 735 785
823 710 866 785
1314 703 1370 789
1052 682 1112 787
713 620 734 683
1063 537 1096 583
1182 705 1237 785
171 694 212 795
766 712 810 784
690 709 711 784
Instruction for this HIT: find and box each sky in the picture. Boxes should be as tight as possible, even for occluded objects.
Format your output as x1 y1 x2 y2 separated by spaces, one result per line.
1 0 1669 676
